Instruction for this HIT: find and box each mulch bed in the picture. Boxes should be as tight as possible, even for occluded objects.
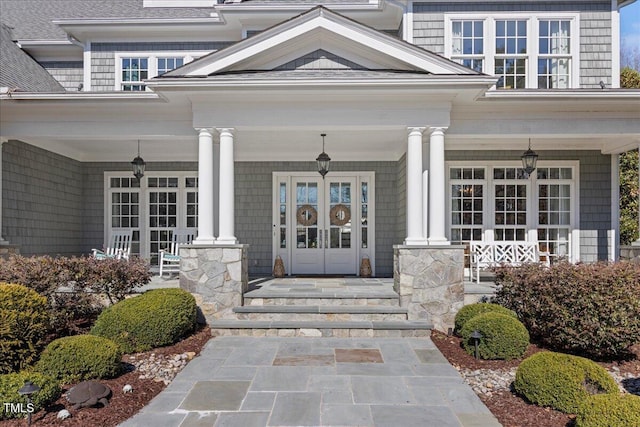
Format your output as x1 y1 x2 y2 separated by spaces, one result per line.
1 326 211 427
432 330 640 427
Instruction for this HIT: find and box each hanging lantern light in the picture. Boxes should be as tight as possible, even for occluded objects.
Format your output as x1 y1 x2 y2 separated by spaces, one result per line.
131 140 146 180
316 133 331 178
521 139 538 177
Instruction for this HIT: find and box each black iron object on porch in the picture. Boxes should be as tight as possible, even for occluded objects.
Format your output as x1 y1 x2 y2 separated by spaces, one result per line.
470 330 483 360
18 381 40 427
521 139 538 177
131 140 146 181
316 133 331 178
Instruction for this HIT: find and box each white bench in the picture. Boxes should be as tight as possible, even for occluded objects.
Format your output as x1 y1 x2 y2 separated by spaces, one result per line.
469 241 550 283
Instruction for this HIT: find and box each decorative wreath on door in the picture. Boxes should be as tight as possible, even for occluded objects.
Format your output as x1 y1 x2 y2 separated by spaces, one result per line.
330 204 351 226
296 204 317 226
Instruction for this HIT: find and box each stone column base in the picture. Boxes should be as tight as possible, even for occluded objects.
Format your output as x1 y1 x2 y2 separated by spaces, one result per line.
393 245 464 333
179 244 248 320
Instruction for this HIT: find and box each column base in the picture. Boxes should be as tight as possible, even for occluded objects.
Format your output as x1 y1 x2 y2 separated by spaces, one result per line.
193 236 216 245
215 237 238 245
403 237 429 246
631 240 640 247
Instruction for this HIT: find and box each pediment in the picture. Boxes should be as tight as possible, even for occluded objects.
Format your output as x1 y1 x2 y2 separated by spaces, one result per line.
163 6 478 77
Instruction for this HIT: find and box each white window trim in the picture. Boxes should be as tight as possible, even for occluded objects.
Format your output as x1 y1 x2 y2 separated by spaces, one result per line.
104 171 198 260
114 51 209 91
444 12 580 89
445 160 580 262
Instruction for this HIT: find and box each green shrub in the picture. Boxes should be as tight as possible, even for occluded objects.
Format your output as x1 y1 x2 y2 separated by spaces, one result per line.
91 288 197 353
575 393 640 427
0 283 50 374
36 335 122 383
454 303 517 335
460 312 529 360
494 261 640 359
514 351 618 413
0 371 61 419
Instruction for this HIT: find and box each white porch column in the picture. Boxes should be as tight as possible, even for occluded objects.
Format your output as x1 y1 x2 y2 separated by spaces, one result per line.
193 128 216 245
404 127 428 245
428 127 449 244
216 128 237 245
0 139 7 245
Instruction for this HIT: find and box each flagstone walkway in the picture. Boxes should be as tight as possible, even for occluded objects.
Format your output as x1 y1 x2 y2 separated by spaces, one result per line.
120 336 501 427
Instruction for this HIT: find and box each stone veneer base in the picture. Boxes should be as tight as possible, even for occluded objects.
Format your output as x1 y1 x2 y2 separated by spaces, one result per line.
179 244 249 320
393 245 465 333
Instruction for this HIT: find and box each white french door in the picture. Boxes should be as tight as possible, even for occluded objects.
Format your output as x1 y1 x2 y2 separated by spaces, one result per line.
273 172 375 276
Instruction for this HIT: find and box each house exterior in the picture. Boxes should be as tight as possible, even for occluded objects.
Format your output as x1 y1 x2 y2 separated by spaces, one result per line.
1 0 639 280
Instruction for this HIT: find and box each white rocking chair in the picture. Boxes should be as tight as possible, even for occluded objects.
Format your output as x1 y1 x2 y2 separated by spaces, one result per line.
92 230 132 261
159 230 196 277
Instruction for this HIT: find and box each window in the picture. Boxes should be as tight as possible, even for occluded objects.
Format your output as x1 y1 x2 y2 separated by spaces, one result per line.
445 13 578 89
116 52 207 91
121 58 148 91
451 20 484 72
447 162 577 260
495 20 527 89
157 57 184 76
537 20 571 88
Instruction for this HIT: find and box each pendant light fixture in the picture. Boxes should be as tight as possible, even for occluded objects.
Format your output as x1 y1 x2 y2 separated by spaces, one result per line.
131 140 146 180
521 139 538 177
316 133 331 178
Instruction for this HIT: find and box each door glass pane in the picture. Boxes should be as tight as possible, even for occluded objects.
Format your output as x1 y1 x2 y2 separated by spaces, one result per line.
295 182 318 249
329 182 352 249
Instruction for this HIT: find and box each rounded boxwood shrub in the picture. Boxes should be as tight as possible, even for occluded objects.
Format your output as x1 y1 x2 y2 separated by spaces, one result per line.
575 393 640 427
0 283 50 374
36 335 122 383
0 371 61 419
90 288 197 353
514 351 618 413
454 303 517 335
460 312 529 360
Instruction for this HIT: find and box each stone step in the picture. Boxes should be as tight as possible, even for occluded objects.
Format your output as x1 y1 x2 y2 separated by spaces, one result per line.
243 292 400 307
232 305 408 321
208 320 432 338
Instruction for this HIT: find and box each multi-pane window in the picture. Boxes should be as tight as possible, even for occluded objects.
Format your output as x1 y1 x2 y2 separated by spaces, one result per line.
537 167 572 260
451 20 484 72
121 58 148 91
450 167 485 244
296 182 319 249
108 177 141 255
538 20 571 88
493 167 529 240
157 57 184 76
446 14 577 89
279 183 287 248
495 20 528 89
329 182 352 249
185 177 198 229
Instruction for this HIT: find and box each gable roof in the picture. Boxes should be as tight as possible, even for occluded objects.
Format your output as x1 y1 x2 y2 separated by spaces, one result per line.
0 24 65 92
163 6 480 78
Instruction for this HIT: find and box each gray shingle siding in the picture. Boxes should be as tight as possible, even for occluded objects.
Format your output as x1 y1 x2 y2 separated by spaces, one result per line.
41 61 83 91
2 140 83 256
446 149 612 262
413 1 612 88
91 42 231 91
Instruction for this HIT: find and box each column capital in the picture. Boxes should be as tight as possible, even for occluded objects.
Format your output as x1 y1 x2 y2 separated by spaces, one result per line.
0 138 8 145
407 127 427 136
195 128 214 137
428 127 448 135
216 128 235 136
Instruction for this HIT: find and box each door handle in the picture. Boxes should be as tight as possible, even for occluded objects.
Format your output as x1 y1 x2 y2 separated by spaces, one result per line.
325 229 329 249
318 229 322 249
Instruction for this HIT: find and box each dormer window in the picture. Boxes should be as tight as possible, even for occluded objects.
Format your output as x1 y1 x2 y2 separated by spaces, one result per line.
115 52 205 91
445 13 579 89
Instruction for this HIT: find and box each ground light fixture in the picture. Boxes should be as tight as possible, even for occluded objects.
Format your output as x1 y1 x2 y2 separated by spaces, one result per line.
316 133 331 178
131 140 146 181
470 330 483 359
521 139 538 176
18 381 40 427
